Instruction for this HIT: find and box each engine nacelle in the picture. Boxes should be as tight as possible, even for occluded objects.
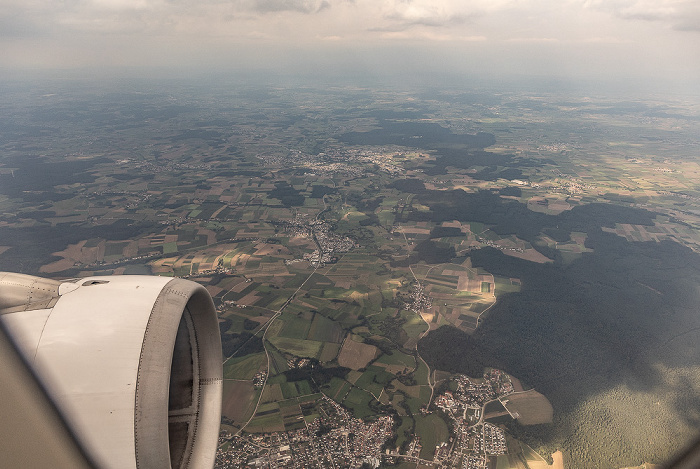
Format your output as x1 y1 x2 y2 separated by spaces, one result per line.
0 272 223 469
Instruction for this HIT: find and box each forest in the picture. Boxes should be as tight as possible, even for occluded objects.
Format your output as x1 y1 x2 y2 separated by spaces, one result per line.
419 230 700 467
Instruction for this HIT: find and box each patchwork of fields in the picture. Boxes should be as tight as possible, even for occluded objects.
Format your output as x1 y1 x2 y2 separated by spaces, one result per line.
3 81 699 469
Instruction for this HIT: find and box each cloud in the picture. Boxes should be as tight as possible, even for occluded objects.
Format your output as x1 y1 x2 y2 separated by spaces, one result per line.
672 5 700 31
376 0 483 31
0 0 697 82
583 0 700 31
674 21 700 32
0 0 333 40
247 0 330 14
615 1 676 21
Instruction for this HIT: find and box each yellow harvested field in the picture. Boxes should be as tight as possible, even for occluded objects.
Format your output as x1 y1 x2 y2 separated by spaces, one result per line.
231 280 252 293
121 240 138 257
205 285 224 297
400 227 431 235
439 221 462 230
254 243 289 256
40 239 106 273
527 197 571 215
40 258 76 273
502 390 553 425
525 450 565 469
238 291 260 306
442 269 467 277
455 273 494 293
333 278 352 289
510 377 525 392
502 248 553 264
551 451 564 469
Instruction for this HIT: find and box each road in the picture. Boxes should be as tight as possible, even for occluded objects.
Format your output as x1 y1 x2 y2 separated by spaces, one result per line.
386 452 437 466
397 223 435 407
234 263 320 435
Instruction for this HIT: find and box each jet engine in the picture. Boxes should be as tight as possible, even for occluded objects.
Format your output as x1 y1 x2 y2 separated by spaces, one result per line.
0 272 223 469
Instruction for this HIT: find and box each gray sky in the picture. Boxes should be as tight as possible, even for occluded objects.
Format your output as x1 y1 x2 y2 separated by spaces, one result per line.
1 0 699 90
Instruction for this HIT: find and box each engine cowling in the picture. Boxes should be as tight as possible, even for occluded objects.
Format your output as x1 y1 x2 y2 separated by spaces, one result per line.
0 272 223 469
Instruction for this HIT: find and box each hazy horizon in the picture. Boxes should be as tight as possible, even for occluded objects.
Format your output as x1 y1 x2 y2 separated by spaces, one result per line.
1 0 699 96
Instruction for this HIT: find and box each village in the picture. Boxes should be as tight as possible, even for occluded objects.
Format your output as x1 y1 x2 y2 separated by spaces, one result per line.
283 215 355 267
387 370 513 468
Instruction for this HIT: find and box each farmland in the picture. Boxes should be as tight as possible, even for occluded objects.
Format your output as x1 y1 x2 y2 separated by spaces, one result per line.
2 78 700 468
414 414 449 460
502 390 554 425
337 337 379 370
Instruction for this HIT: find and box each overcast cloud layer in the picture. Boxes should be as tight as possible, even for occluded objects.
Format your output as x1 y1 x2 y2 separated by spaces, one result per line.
1 0 699 89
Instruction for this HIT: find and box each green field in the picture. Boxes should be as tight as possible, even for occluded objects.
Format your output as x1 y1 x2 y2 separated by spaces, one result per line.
267 345 289 374
400 311 428 338
333 381 353 403
395 414 414 449
268 336 323 358
245 412 284 433
415 414 449 460
322 377 347 399
376 350 416 369
104 241 128 256
295 380 313 396
307 313 344 342
224 352 266 380
319 342 341 363
261 383 284 403
162 242 178 254
493 276 521 296
414 358 430 385
281 381 299 399
342 387 374 419
354 366 393 397
277 312 312 339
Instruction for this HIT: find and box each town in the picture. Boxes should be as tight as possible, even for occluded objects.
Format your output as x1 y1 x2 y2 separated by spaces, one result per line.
216 370 517 468
216 397 393 468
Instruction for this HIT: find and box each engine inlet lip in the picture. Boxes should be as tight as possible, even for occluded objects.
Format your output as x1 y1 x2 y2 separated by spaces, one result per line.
134 279 222 469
